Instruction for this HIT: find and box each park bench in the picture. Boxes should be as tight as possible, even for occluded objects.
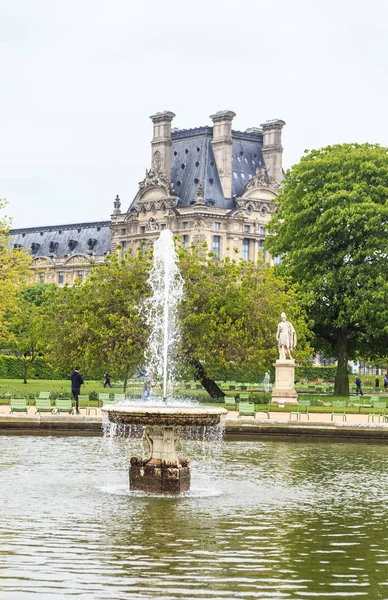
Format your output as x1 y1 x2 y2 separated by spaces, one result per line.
9 398 28 414
55 398 73 415
35 397 54 414
331 399 347 422
368 399 387 423
290 399 310 421
238 402 256 418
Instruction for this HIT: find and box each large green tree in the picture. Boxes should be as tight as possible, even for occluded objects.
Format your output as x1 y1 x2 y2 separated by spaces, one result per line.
178 247 311 397
8 285 56 383
267 143 388 395
41 250 151 390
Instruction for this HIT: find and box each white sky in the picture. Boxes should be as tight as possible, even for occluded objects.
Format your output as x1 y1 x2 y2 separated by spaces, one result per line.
1 0 387 228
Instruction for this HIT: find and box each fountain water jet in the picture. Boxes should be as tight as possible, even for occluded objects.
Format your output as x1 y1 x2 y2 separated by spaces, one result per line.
102 230 227 494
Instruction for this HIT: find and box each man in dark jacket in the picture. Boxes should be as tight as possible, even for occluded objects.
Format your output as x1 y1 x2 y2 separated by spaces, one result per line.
355 376 363 396
70 366 84 414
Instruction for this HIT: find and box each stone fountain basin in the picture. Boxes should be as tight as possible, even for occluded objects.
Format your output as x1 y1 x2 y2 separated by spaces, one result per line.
101 405 227 427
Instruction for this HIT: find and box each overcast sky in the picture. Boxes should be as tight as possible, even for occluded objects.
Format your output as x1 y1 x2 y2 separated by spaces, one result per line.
1 0 387 228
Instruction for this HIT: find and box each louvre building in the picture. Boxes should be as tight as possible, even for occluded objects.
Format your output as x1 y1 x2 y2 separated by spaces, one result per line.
9 110 285 285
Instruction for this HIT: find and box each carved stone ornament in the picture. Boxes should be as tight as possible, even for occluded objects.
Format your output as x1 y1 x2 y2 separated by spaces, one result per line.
137 197 177 214
65 255 89 265
195 182 205 205
32 257 51 266
153 151 162 171
190 215 209 230
146 217 160 231
139 168 171 194
113 194 121 215
237 166 281 199
235 198 275 214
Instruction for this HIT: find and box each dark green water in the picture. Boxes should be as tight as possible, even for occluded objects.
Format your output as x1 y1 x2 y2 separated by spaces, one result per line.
0 436 388 599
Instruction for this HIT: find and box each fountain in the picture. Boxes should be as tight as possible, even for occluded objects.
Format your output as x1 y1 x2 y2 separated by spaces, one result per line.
102 230 227 494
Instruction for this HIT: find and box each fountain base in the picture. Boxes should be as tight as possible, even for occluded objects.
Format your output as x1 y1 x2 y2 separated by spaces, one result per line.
130 457 190 494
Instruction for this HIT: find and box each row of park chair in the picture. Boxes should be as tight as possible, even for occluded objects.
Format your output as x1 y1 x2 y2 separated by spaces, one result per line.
7 392 128 416
223 395 388 422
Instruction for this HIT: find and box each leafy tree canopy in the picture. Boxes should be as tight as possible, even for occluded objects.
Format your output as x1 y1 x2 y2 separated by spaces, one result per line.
267 143 388 395
177 245 312 395
0 199 31 344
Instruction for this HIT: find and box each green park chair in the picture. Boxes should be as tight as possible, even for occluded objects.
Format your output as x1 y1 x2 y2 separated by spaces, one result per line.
236 383 248 391
255 402 271 419
9 398 28 414
331 399 347 422
38 391 51 399
224 396 238 410
238 402 256 418
290 399 310 420
78 394 97 416
55 398 74 415
98 393 114 406
368 399 387 423
113 393 126 402
35 397 54 414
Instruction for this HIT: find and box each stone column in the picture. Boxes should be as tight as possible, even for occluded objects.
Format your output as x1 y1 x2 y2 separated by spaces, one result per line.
209 110 236 198
271 359 298 405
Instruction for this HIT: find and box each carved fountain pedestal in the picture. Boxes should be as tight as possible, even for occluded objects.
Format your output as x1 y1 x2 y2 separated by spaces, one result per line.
102 406 227 495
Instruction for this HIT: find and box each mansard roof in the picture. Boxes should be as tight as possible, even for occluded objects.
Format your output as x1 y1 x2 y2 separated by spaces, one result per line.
9 221 111 258
170 127 265 209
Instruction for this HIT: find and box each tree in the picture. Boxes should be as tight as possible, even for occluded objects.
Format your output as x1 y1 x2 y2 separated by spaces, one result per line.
178 246 311 397
41 250 151 391
8 285 56 383
0 199 31 344
267 144 388 395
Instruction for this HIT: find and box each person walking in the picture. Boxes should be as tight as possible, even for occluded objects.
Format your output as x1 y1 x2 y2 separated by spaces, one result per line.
355 376 363 396
70 366 84 414
141 371 153 401
375 376 380 392
384 374 388 392
104 371 112 388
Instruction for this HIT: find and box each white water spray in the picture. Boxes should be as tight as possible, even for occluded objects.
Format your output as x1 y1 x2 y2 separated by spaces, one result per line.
143 230 184 401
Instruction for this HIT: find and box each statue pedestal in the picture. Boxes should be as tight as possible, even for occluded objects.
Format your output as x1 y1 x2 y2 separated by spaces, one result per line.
271 360 298 405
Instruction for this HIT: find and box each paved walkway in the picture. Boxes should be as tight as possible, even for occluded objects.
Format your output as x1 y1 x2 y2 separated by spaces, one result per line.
0 404 384 425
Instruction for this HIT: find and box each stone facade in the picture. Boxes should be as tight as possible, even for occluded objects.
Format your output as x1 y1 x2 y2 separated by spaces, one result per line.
9 110 285 283
111 110 285 266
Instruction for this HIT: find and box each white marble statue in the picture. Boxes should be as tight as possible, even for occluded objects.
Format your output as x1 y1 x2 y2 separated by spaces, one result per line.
276 312 297 361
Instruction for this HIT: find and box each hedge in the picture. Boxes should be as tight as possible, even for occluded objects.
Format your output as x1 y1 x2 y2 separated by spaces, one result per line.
0 355 67 380
295 366 337 382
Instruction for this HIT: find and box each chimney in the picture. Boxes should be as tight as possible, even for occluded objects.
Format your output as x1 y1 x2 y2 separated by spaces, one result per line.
260 119 286 185
149 111 176 181
209 110 236 198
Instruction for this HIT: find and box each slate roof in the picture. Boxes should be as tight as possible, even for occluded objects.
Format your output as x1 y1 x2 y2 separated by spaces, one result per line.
170 127 264 209
9 221 111 259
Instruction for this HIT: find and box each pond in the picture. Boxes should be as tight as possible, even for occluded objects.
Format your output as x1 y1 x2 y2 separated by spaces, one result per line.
1 435 387 598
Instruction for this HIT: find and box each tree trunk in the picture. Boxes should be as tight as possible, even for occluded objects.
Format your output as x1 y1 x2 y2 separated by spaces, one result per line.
23 360 28 384
190 359 225 399
335 329 349 396
123 365 130 394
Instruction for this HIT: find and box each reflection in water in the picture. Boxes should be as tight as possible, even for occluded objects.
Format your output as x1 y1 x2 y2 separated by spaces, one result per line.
1 436 388 598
